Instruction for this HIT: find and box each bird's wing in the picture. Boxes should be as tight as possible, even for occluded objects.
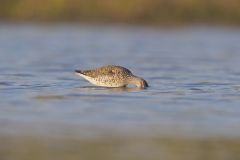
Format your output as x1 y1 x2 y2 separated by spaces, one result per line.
81 68 114 78
79 65 132 78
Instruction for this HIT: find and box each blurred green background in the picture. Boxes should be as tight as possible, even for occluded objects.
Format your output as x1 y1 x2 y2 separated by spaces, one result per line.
1 0 240 25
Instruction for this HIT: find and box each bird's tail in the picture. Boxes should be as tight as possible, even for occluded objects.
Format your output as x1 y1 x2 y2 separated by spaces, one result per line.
75 70 82 74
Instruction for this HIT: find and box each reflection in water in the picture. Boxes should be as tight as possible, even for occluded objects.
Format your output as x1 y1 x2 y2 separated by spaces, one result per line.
33 87 144 102
110 87 144 92
77 85 144 92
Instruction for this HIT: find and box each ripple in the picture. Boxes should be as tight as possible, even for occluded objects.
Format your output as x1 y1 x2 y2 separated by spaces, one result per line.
33 95 67 100
67 93 146 99
187 82 233 86
11 73 35 77
0 82 13 86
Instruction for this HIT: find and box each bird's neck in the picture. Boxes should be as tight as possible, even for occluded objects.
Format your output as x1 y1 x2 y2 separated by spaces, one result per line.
127 76 145 88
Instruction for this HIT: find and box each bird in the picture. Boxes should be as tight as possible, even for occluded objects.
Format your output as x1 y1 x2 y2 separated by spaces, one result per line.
75 65 148 88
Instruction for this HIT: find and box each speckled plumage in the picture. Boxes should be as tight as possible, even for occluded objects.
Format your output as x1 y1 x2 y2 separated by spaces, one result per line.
75 65 148 88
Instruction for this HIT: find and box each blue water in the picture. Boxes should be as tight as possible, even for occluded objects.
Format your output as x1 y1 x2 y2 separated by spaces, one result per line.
1 24 240 140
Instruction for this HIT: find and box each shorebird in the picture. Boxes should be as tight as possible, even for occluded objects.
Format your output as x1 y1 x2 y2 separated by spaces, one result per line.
75 65 148 88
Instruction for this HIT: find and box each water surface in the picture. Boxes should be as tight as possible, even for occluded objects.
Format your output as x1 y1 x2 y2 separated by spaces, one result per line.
0 24 240 160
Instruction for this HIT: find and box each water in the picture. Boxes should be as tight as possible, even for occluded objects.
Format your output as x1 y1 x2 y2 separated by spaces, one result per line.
0 24 240 160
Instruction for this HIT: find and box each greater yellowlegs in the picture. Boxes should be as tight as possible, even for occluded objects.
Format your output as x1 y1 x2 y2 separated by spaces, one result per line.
75 65 148 88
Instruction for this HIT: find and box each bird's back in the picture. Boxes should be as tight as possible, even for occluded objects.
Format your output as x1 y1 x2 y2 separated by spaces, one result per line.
82 65 132 78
